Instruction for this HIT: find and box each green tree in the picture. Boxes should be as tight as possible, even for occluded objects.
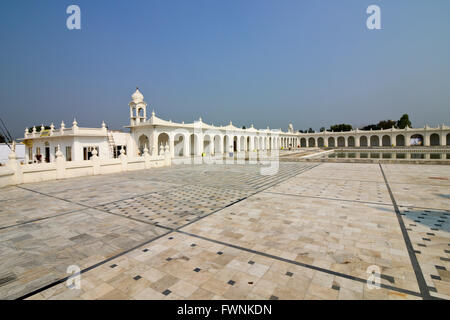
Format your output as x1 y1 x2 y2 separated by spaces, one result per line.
377 120 397 130
319 127 326 132
307 128 314 133
396 114 411 129
329 124 352 132
361 124 379 130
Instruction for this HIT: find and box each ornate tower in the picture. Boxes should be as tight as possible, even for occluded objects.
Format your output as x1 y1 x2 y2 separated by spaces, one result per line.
129 87 147 125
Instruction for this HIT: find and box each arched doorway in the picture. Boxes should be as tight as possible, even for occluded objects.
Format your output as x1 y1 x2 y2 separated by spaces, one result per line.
430 133 440 146
348 136 355 147
370 136 380 147
157 133 169 155
233 136 238 152
360 136 368 147
337 137 345 147
224 135 231 153
190 134 199 155
174 134 185 157
138 134 149 155
447 133 450 146
214 135 222 154
328 137 335 148
308 138 316 147
410 134 423 146
396 135 405 146
300 138 306 148
203 135 212 155
318 137 324 147
240 136 246 151
382 135 391 147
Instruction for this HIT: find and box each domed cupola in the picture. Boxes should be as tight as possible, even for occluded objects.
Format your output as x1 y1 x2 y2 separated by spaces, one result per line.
129 87 148 125
131 88 144 103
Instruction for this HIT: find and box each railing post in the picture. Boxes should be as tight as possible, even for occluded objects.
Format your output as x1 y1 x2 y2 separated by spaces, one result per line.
91 148 100 175
143 144 151 169
119 148 128 172
6 142 23 185
55 145 66 179
164 143 171 166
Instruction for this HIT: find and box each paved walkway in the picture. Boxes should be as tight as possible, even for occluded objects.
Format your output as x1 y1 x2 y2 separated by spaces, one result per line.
0 162 448 300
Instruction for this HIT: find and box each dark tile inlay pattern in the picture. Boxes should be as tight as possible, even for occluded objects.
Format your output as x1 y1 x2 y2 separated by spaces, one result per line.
162 289 171 296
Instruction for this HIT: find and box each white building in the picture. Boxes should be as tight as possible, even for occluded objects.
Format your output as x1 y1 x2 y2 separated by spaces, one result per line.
20 88 450 164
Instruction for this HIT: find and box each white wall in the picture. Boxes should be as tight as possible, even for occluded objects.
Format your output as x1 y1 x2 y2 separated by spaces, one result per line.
0 143 25 164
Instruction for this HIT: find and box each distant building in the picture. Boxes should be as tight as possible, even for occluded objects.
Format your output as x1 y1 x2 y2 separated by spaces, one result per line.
19 88 450 164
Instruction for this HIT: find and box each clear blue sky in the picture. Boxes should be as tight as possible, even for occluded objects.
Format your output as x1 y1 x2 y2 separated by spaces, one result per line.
1 0 450 138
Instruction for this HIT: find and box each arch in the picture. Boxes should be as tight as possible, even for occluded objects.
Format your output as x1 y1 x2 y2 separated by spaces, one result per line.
308 137 316 147
223 135 232 153
396 135 405 147
370 135 380 147
360 136 368 147
447 133 450 146
190 134 199 156
430 133 440 146
328 137 335 148
300 138 306 148
382 135 391 147
317 137 324 147
138 134 149 155
247 136 251 151
157 132 169 155
138 108 144 118
239 136 246 151
213 135 222 154
203 134 212 155
174 133 186 157
337 137 345 147
348 136 355 147
410 134 423 146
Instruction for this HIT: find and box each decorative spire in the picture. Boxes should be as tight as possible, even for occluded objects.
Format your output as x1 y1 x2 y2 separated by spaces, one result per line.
73 118 78 127
101 121 106 128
